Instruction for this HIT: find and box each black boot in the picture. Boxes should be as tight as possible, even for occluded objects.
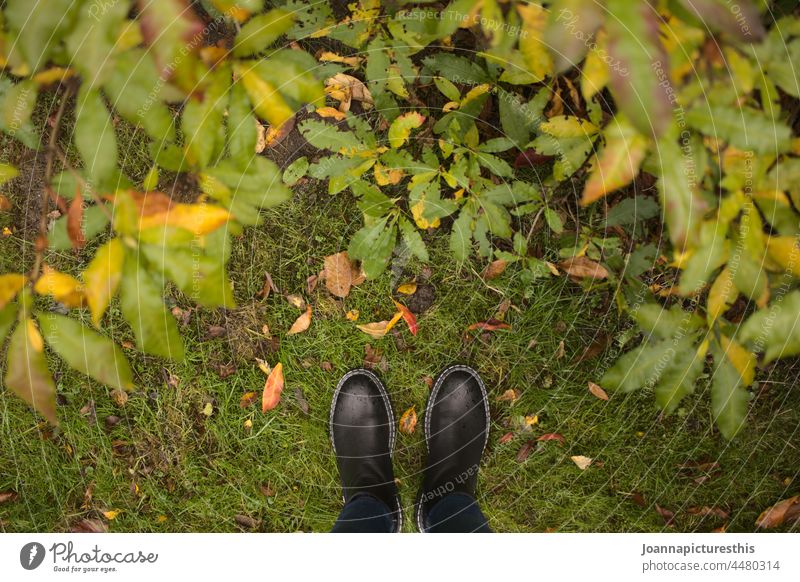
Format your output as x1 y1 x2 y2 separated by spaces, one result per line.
330 369 402 531
416 365 490 532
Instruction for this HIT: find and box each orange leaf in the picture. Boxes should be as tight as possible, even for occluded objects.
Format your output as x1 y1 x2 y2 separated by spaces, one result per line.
399 406 417 435
67 187 86 249
261 362 284 412
558 256 608 280
465 319 511 333
537 433 565 444
392 299 418 336
316 106 347 121
323 251 354 298
756 496 800 529
588 381 609 401
288 305 312 335
498 432 515 444
481 259 507 280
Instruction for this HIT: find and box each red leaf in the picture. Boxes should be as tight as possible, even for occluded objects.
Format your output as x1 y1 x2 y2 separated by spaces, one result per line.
392 299 418 335
261 363 284 412
537 433 565 444
514 149 555 168
498 432 515 444
465 319 511 333
655 504 676 527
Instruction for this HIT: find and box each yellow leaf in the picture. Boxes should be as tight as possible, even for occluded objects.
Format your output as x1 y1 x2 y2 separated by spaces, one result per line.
399 406 417 434
83 238 125 326
238 66 295 128
0 273 26 309
345 309 360 321
32 67 75 86
397 282 417 295
719 335 756 387
315 106 347 121
374 163 404 186
411 199 441 230
356 312 403 339
317 51 362 67
517 2 553 81
138 202 230 236
388 111 426 148
26 319 44 352
103 509 121 520
766 236 800 278
581 117 647 206
581 31 609 99
540 115 599 138
707 267 737 324
34 266 84 308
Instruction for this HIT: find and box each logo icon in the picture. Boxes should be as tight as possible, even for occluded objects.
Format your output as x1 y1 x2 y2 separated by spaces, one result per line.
20 542 46 570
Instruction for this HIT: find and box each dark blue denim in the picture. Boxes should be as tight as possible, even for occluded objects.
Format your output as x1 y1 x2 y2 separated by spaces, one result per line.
331 492 491 532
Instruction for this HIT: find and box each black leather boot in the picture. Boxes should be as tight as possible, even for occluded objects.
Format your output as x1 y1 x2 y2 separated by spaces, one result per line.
416 365 490 532
330 369 402 531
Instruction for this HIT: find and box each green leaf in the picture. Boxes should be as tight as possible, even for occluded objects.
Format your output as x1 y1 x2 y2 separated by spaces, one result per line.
399 217 429 262
422 53 490 84
685 106 792 155
38 313 134 392
739 290 800 363
450 209 473 262
140 245 235 309
48 205 110 251
233 9 294 57
74 87 118 187
0 302 19 344
5 0 80 71
710 345 749 439
601 338 670 393
65 0 131 89
653 337 705 415
227 80 258 162
348 217 389 262
119 254 185 361
633 303 702 339
5 318 57 424
182 67 229 168
679 221 728 294
298 119 361 152
282 156 309 186
498 90 533 146
201 157 291 210
544 207 563 234
606 196 660 227
361 223 396 279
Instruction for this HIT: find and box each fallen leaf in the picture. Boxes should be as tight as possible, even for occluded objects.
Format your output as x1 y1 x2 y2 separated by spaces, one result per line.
243 419 253 431
655 504 676 527
286 294 306 309
201 402 213 417
497 389 520 403
357 312 403 339
559 256 609 280
399 406 417 434
345 309 359 321
256 272 278 299
320 361 333 372
306 274 318 294
287 305 312 334
206 325 226 338
571 455 592 470
555 340 566 359
234 514 261 530
325 73 373 112
263 116 295 149
465 319 511 333
756 496 800 529
363 344 387 372
294 386 310 415
573 333 611 363
0 491 18 504
499 432 515 444
392 299 418 335
261 362 284 412
397 282 417 295
481 259 508 280
527 339 538 350
239 391 258 408
259 482 275 497
588 381 609 401
102 509 121 520
687 506 729 519
628 492 647 507
516 441 536 462
110 389 128 407
537 433 565 444
71 518 108 533
323 252 355 297
316 106 347 121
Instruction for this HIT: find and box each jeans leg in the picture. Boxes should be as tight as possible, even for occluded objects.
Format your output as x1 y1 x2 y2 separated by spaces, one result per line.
331 493 395 533
426 492 491 533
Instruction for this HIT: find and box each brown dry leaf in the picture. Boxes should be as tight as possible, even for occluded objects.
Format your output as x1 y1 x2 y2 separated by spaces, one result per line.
67 190 86 249
555 340 566 359
655 504 676 527
399 406 417 435
570 455 593 470
234 514 261 530
0 490 18 504
239 391 258 408
559 256 609 280
351 266 366 286
256 271 278 299
306 274 319 294
397 282 417 295
325 73 374 112
286 294 306 309
497 389 520 403
545 261 561 276
0 194 12 212
255 122 267 153
588 381 609 401
356 312 403 339
320 361 333 372
498 432 515 444
755 496 800 529
687 506 730 519
288 305 312 335
294 386 310 415
110 389 128 407
516 441 536 462
261 362 284 412
263 116 295 149
71 518 108 533
481 259 508 280
363 344 387 372
537 433 565 444
573 333 611 363
323 252 355 298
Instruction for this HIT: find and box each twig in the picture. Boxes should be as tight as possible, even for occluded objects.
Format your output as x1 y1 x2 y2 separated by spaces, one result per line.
29 85 73 281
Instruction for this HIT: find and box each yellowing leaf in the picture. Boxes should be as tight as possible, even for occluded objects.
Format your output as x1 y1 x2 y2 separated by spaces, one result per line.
261 362 284 412
346 309 360 321
388 112 426 148
517 2 553 81
374 163 404 186
83 238 125 326
707 267 737 324
397 282 417 295
766 236 800 278
582 117 647 206
102 509 121 520
0 273 26 309
316 106 347 121
138 201 230 236
238 66 295 128
719 335 756 387
411 199 441 230
571 455 593 470
581 31 610 99
540 115 599 138
588 381 609 401
34 266 84 308
356 312 403 339
318 51 362 67
399 406 417 435
460 84 491 108
287 305 312 335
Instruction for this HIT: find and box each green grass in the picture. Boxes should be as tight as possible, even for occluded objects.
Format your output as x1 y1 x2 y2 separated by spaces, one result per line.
2 181 799 533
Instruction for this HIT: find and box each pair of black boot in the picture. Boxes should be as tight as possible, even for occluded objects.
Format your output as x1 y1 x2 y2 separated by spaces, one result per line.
329 365 490 532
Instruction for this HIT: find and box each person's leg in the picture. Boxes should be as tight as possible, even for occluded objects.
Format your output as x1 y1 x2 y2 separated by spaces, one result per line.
426 492 491 533
331 493 395 533
329 369 402 532
416 365 492 533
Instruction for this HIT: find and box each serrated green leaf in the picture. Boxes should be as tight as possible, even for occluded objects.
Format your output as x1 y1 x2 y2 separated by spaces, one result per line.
601 338 670 393
75 87 118 186
399 217 429 262
5 318 57 424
